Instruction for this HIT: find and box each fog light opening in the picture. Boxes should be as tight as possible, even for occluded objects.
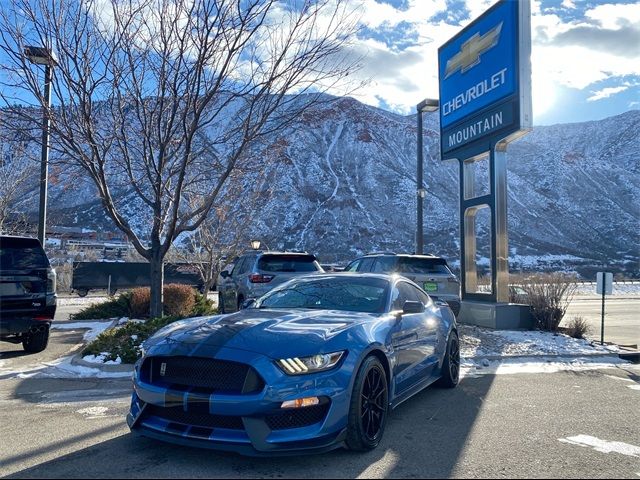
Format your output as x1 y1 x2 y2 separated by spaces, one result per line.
281 397 320 409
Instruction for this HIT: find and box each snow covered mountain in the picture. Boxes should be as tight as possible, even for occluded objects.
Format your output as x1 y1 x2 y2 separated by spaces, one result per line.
7 98 640 277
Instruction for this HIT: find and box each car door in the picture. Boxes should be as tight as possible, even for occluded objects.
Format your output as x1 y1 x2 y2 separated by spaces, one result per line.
222 256 247 311
408 284 440 375
390 281 433 394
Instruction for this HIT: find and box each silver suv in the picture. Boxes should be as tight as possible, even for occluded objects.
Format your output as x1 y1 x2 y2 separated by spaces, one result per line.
345 253 461 316
217 251 323 313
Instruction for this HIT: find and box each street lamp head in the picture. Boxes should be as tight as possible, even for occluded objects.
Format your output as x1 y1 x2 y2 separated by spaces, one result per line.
24 46 58 67
250 240 261 250
417 98 439 113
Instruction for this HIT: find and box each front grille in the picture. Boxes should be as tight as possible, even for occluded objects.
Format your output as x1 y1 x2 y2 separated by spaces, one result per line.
141 356 264 394
265 403 330 430
145 404 244 430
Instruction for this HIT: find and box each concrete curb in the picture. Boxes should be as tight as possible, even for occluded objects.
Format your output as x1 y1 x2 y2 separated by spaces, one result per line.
68 318 134 373
463 352 622 362
70 352 135 373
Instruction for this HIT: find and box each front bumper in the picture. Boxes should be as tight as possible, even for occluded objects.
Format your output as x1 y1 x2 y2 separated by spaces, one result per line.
127 345 354 455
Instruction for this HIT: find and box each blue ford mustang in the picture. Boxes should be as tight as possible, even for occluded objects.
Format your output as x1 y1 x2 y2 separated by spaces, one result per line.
127 273 460 455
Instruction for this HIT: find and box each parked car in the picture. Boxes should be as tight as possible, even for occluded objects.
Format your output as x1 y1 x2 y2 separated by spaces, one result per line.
128 273 459 455
0 236 57 352
320 263 345 273
345 253 461 316
217 251 323 313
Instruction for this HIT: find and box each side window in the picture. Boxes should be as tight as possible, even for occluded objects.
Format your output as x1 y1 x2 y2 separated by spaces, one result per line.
231 257 247 276
371 256 397 273
410 284 431 306
345 260 361 272
359 258 375 272
238 256 255 274
391 282 419 310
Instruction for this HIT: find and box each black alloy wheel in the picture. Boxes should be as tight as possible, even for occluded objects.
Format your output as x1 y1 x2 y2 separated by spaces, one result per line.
346 356 389 451
437 330 460 388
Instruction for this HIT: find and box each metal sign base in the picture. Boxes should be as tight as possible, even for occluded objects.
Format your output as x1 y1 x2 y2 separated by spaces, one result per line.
459 144 509 303
455 143 535 329
458 301 533 330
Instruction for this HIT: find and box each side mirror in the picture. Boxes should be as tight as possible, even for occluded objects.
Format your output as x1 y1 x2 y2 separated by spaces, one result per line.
402 301 425 314
434 299 449 309
220 271 230 279
241 298 256 309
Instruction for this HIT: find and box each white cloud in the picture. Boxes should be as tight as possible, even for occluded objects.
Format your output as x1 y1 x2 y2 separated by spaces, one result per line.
587 86 629 102
340 0 640 120
585 3 640 29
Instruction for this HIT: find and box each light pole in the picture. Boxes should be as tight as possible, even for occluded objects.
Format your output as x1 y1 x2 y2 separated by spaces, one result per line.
416 98 439 255
24 46 57 247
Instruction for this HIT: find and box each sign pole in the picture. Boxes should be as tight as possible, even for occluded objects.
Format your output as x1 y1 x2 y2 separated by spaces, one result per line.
600 286 605 345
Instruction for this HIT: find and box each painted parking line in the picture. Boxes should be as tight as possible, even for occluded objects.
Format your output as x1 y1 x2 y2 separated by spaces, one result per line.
559 435 640 457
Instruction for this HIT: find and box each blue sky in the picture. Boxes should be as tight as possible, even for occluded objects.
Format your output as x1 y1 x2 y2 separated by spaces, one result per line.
347 0 640 125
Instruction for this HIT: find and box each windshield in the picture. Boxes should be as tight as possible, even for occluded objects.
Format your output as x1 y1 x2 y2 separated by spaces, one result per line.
257 276 389 313
397 257 451 275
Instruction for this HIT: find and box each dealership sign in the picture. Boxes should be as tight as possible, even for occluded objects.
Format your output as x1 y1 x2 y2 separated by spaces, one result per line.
438 0 531 160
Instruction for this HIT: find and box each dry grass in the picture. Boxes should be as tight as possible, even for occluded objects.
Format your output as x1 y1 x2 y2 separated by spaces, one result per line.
565 315 591 339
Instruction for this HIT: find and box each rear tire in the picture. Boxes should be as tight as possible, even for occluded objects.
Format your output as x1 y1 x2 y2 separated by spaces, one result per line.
436 330 460 388
345 356 389 451
77 289 88 297
22 327 50 353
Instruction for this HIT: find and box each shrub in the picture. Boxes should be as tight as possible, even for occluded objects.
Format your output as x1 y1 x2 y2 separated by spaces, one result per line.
519 273 577 331
71 293 131 320
163 284 196 316
82 315 181 364
565 315 590 339
129 287 151 318
129 284 199 317
73 285 216 321
191 291 217 316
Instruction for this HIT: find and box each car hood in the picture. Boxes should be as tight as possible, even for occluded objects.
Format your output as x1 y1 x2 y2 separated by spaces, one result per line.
145 308 379 359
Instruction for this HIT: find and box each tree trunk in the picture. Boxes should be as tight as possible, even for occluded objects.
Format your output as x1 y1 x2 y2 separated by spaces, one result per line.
150 250 164 318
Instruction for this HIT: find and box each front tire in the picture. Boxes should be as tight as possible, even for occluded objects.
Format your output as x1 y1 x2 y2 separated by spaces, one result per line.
346 356 389 451
437 330 460 388
22 327 50 353
218 294 226 314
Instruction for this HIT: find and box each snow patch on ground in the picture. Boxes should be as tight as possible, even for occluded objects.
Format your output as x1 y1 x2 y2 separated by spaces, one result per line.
56 296 111 307
573 282 640 296
51 321 114 342
82 353 122 365
461 356 628 378
459 324 619 358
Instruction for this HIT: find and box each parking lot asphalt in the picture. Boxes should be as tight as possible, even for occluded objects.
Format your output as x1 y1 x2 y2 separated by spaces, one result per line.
1 324 640 478
2 360 639 477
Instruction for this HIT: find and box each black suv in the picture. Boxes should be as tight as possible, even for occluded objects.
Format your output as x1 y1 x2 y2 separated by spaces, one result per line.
345 253 461 316
0 236 57 352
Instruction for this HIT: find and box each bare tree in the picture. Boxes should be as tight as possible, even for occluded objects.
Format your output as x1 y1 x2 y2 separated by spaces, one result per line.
0 120 38 235
176 159 278 292
0 0 360 316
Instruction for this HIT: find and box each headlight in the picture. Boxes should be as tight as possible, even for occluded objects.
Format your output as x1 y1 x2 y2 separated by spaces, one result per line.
276 351 345 375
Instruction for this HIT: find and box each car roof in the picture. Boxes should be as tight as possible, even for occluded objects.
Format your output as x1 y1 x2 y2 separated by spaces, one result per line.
242 250 313 256
0 235 43 247
360 253 443 259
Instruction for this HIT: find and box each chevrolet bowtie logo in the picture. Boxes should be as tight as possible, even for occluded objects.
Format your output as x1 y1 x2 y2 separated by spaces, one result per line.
445 22 503 79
